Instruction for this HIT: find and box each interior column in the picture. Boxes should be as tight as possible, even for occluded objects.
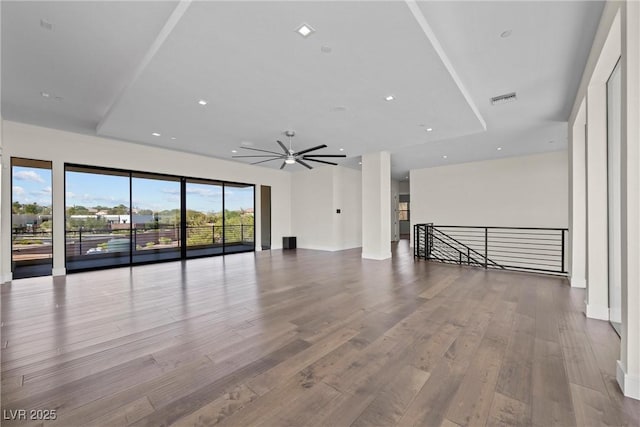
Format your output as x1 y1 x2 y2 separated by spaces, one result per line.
51 160 66 276
0 118 11 283
361 151 391 260
585 83 609 320
618 0 640 400
569 100 587 288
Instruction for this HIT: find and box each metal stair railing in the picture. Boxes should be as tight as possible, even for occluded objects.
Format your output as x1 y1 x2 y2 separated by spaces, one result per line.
413 223 568 276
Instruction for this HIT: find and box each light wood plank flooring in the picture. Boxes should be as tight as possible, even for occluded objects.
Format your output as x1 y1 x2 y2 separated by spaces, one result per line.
1 241 638 426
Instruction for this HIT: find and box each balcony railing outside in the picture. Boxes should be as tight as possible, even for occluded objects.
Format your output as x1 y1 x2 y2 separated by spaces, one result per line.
63 225 254 257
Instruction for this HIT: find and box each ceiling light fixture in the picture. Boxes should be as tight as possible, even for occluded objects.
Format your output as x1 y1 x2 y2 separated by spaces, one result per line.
501 30 512 38
339 148 344 151
296 23 315 38
152 132 161 137
442 155 448 159
426 128 433 132
385 95 395 101
285 157 296 164
41 91 50 98
170 137 177 140
231 150 237 153
197 99 208 106
497 147 502 151
358 162 362 165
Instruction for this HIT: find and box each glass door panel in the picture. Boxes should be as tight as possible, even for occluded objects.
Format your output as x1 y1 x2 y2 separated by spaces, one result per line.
65 166 131 271
224 183 254 253
11 158 53 279
132 173 181 263
185 179 223 257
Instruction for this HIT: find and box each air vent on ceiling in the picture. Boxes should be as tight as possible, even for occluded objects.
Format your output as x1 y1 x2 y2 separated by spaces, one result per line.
40 19 53 31
490 92 517 105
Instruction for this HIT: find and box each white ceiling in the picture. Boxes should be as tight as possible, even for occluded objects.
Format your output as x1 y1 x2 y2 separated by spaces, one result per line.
1 1 603 180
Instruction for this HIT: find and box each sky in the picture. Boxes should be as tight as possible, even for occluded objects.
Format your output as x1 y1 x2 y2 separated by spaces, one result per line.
12 167 254 213
12 166 52 206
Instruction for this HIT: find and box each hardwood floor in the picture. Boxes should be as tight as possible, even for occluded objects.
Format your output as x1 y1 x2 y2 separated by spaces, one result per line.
1 241 638 426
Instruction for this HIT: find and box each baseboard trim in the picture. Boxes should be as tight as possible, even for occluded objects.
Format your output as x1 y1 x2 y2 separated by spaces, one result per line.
362 251 392 260
617 360 640 400
570 277 587 288
52 267 66 277
1 273 12 284
585 303 609 320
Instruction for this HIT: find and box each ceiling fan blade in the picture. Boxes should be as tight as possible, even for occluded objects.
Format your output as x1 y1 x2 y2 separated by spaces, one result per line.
302 154 347 158
233 155 283 158
296 159 313 169
295 144 328 156
280 161 287 169
250 158 282 165
276 140 289 154
240 146 285 156
303 158 338 166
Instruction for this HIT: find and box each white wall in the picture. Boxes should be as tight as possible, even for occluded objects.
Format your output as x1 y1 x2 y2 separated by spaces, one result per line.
399 180 410 194
291 165 362 251
1 120 292 279
411 151 569 228
335 167 362 250
291 167 334 250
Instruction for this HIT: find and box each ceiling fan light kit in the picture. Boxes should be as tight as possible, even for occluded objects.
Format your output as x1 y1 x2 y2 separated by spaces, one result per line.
232 130 346 170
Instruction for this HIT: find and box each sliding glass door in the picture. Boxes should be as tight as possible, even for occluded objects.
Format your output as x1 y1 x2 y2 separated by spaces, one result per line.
224 183 255 253
65 166 131 271
11 158 53 279
64 163 255 271
132 173 181 263
185 179 224 258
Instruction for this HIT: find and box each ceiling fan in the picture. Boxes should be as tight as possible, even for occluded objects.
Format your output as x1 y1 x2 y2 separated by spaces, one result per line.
232 130 346 169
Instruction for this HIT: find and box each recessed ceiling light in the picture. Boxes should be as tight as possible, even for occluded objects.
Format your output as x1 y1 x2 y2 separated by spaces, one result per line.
296 23 315 38
358 162 362 165
197 99 208 106
41 91 50 98
385 95 395 101
442 155 448 159
231 150 237 153
497 147 502 151
152 132 161 137
405 176 409 179
501 30 512 38
170 137 176 140
426 128 433 132
339 148 344 152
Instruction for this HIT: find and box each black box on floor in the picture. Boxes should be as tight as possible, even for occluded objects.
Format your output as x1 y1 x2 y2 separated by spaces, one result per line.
283 236 297 249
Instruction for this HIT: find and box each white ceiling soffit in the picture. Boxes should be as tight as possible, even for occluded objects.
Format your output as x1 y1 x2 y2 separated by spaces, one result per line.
95 1 486 160
391 121 568 173
1 1 180 133
1 1 604 177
